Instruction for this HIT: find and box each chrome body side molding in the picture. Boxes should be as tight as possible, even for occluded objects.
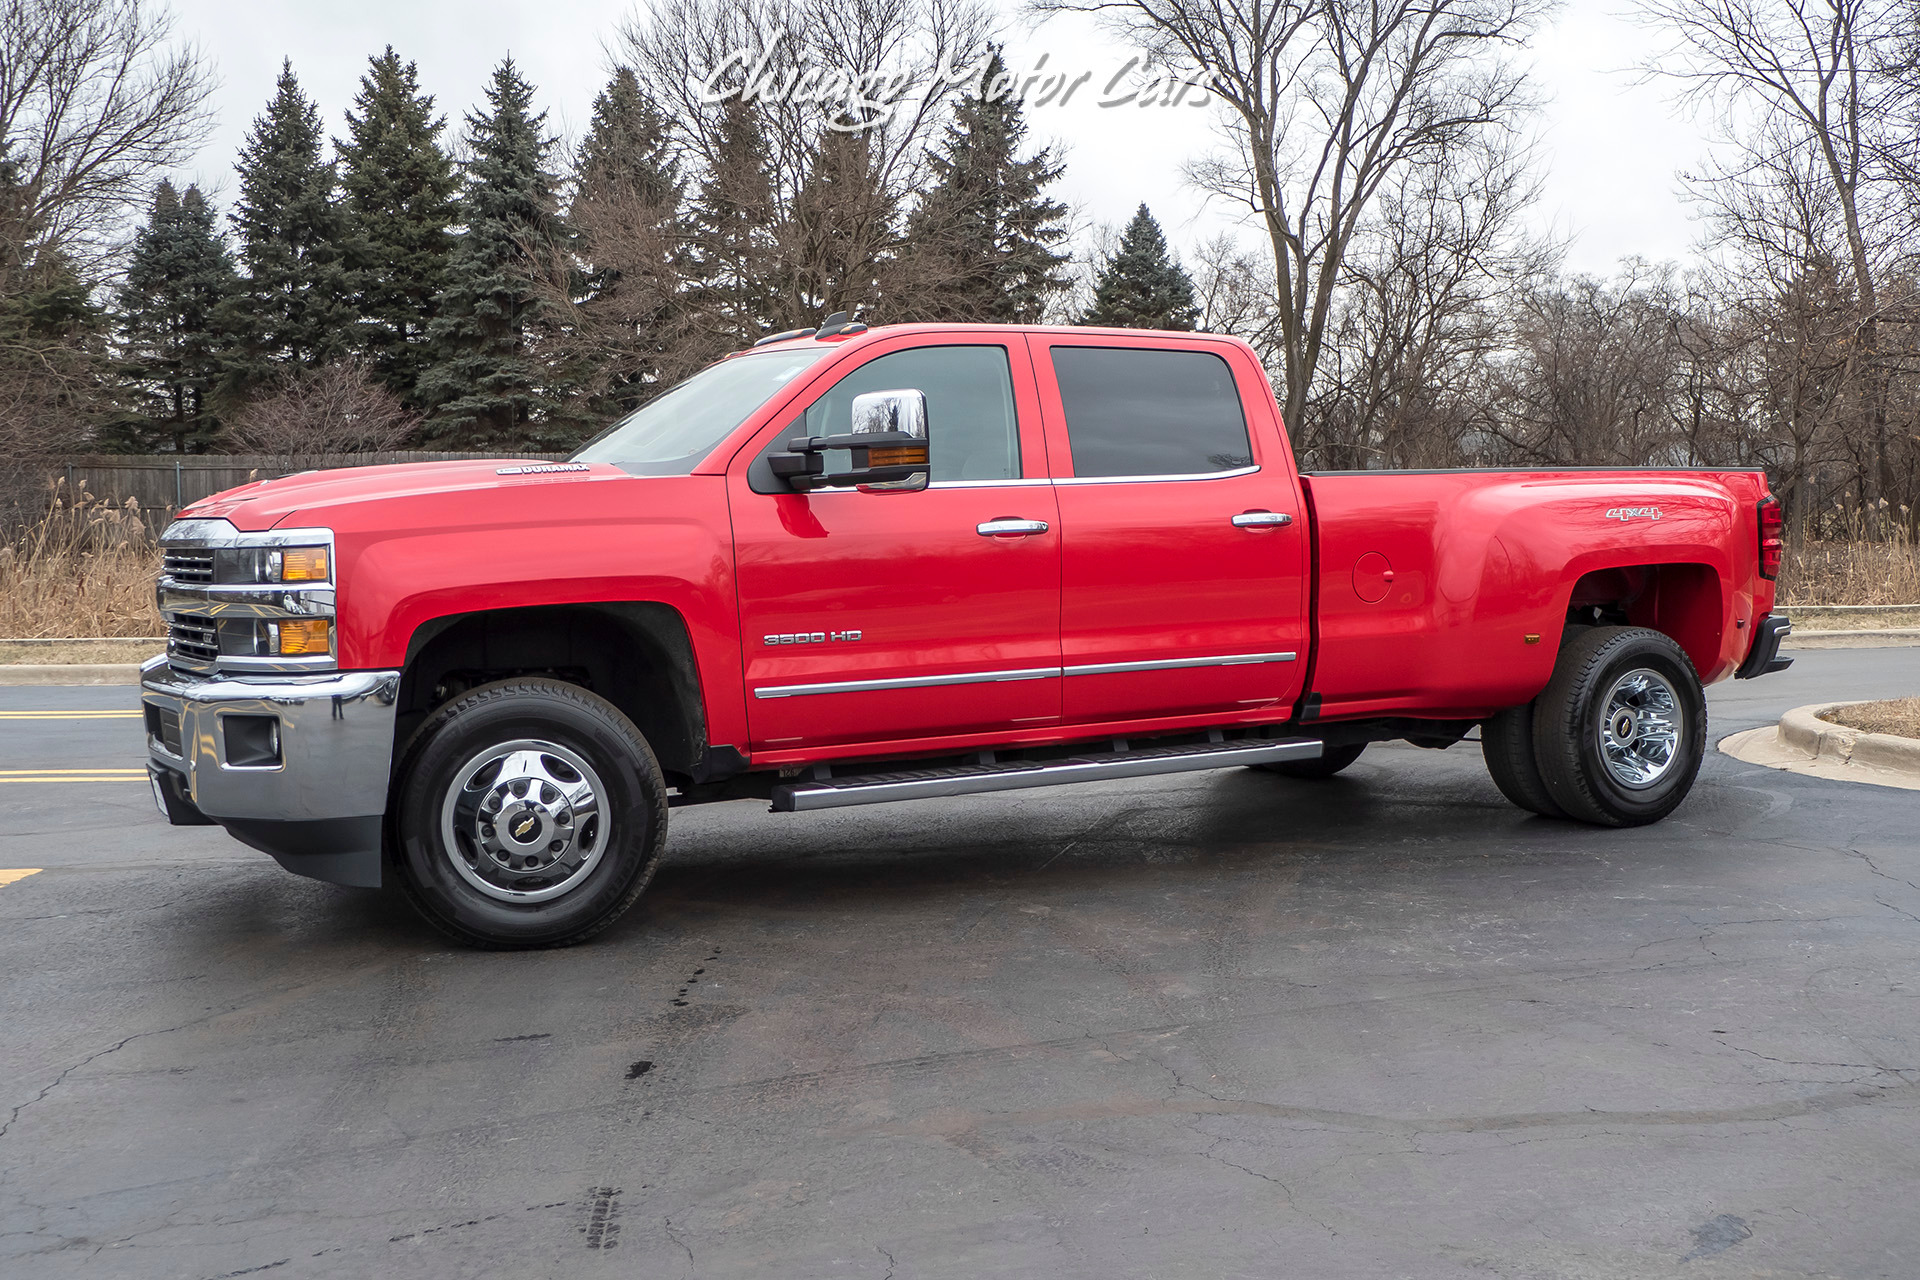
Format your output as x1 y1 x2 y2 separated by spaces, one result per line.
752 651 1299 700
1062 652 1296 677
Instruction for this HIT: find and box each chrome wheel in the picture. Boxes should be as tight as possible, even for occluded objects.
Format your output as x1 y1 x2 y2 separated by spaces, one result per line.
439 739 609 903
1597 668 1682 790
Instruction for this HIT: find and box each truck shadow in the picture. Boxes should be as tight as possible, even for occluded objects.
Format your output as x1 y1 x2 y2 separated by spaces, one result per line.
218 747 1788 952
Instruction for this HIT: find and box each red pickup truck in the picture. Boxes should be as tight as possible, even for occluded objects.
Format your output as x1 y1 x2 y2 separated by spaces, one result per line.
143 322 1792 947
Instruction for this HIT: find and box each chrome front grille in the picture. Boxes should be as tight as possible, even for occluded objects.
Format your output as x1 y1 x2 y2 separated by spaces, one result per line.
167 616 220 664
162 549 216 583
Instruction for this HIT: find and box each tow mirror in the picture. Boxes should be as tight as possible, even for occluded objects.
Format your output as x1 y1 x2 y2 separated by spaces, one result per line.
768 389 929 493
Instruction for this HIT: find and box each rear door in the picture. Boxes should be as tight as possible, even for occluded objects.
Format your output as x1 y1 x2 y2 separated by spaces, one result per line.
730 337 1062 752
1032 337 1310 725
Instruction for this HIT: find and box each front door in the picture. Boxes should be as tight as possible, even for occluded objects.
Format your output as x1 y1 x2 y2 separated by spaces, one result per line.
731 339 1062 752
1033 338 1311 725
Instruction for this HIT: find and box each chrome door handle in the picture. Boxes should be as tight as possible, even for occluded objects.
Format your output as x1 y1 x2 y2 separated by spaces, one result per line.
977 517 1050 537
1231 511 1293 529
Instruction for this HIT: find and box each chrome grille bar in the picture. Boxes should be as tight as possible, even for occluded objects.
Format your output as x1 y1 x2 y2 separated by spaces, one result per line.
161 549 215 583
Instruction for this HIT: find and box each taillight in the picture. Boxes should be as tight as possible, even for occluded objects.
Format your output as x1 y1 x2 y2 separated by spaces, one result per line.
1757 496 1784 581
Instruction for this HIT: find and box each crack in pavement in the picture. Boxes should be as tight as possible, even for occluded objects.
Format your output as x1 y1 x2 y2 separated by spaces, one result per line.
663 1215 694 1274
1192 1132 1339 1238
0 1020 200 1144
1847 848 1920 896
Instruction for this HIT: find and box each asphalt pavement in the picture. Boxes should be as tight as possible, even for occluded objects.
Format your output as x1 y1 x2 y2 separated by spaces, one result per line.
2 649 1918 1279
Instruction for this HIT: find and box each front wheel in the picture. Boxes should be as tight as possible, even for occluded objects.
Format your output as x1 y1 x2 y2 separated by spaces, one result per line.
1531 627 1706 827
391 678 668 948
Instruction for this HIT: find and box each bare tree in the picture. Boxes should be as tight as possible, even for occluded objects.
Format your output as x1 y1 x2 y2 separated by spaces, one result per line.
1304 129 1555 469
1488 263 1702 466
1031 0 1552 436
0 0 214 283
227 362 420 465
1189 232 1279 341
1638 0 1919 511
611 0 993 218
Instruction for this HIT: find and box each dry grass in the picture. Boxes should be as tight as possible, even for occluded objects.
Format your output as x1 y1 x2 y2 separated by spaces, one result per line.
0 639 161 664
1820 698 1920 740
1779 527 1920 606
1784 606 1920 631
0 480 165 640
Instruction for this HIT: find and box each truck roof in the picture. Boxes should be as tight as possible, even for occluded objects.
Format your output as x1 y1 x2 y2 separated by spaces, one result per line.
740 321 1249 353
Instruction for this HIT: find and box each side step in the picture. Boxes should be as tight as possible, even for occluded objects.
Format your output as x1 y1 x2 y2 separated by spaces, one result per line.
770 737 1324 812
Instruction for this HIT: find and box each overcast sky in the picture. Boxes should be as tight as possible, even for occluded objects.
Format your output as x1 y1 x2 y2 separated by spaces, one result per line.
165 0 1713 280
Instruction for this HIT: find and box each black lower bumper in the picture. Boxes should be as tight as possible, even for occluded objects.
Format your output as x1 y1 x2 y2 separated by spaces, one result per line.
220 816 384 888
1736 613 1794 679
149 761 383 888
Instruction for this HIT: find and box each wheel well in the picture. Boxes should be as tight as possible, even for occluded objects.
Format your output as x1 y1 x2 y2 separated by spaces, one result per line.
396 604 711 786
1563 563 1724 676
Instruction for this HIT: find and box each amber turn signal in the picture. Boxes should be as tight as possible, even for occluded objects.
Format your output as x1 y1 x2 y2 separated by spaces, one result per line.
279 547 329 582
865 446 929 467
277 619 330 656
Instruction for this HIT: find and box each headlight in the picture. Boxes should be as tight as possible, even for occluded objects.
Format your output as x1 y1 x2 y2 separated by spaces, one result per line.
158 521 339 673
218 545 331 584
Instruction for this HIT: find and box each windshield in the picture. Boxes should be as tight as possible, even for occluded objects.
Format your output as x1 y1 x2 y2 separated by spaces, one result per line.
571 347 830 476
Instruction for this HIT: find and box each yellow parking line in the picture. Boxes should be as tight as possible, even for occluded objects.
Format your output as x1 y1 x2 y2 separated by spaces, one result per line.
0 711 142 719
0 869 42 887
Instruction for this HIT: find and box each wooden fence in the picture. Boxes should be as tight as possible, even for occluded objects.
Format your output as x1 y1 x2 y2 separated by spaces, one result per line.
18 452 569 532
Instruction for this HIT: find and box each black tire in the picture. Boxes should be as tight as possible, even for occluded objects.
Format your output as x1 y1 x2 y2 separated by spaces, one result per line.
391 678 668 948
1481 702 1566 818
1531 626 1706 828
1255 742 1367 778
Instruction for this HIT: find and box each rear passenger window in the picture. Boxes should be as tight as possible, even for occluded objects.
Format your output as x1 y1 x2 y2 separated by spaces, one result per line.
1053 347 1253 479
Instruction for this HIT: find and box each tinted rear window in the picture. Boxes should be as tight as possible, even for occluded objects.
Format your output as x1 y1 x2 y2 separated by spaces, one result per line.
1053 347 1253 479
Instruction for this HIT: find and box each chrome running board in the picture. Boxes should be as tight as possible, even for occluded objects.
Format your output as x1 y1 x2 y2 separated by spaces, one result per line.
770 737 1324 812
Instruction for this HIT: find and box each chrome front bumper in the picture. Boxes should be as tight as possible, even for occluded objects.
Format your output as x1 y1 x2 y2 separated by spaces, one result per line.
141 656 401 886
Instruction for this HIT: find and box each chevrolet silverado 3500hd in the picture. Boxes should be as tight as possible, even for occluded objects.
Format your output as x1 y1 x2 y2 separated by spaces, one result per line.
143 322 1792 946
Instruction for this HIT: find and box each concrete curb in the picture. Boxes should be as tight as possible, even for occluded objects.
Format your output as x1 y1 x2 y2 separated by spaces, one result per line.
1777 703 1920 774
0 664 143 686
1785 628 1920 648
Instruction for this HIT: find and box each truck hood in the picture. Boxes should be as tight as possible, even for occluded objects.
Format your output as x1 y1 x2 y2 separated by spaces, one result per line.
178 459 622 531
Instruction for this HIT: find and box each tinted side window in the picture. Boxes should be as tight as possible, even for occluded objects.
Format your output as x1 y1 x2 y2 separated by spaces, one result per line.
1053 347 1253 479
750 345 1020 492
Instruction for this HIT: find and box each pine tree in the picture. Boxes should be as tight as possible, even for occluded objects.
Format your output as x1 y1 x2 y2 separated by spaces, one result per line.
336 47 457 409
561 67 691 424
891 51 1071 323
109 182 242 453
417 57 570 445
230 61 353 384
684 98 780 346
1079 204 1199 330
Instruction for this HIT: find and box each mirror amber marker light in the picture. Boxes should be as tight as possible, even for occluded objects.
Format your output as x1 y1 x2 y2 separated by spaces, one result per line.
864 444 929 468
280 548 329 582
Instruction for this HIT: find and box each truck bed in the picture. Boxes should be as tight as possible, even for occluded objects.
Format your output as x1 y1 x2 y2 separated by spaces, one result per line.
1299 467 1774 722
